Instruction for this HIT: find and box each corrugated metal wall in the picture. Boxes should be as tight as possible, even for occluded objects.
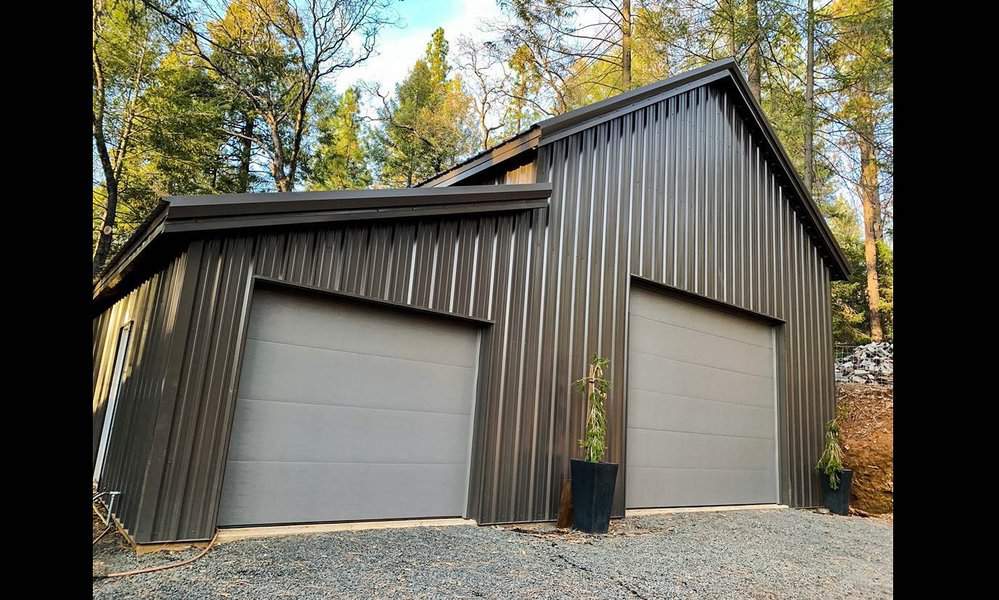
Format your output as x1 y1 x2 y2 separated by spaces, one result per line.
92 249 197 538
93 78 836 543
118 212 544 542
448 81 835 515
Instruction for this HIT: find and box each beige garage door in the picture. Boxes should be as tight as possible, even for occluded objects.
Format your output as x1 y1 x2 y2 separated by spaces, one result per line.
626 286 778 508
218 288 480 527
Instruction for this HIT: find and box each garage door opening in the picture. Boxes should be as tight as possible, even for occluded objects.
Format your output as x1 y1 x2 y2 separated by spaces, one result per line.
218 286 482 527
625 285 779 509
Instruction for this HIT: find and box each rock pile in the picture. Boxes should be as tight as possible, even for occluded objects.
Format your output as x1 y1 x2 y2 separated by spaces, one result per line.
835 342 893 385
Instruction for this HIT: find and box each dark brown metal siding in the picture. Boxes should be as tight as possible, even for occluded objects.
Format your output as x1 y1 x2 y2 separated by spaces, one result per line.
451 82 836 515
92 248 198 539
124 213 544 542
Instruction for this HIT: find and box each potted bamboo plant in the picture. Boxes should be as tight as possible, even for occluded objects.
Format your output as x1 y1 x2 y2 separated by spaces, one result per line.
569 355 618 533
815 418 853 515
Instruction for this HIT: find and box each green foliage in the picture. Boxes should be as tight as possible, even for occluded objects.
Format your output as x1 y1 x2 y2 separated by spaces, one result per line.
821 196 869 344
92 0 169 256
815 418 845 490
92 6 259 257
819 195 893 344
372 28 478 186
142 43 248 195
575 355 610 463
874 239 893 339
502 44 545 137
307 87 372 190
558 7 680 110
206 0 306 190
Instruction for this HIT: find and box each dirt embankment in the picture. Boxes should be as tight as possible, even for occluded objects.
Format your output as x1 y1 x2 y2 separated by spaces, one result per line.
837 383 893 514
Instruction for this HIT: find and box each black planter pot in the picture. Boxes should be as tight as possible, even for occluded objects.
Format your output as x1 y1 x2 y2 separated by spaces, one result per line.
819 468 853 515
570 459 619 533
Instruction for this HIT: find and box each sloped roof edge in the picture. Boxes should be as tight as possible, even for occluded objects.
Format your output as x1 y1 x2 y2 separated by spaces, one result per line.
93 183 553 304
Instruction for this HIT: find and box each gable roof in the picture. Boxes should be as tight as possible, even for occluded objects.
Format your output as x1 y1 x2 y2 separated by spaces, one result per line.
419 58 851 280
93 183 552 305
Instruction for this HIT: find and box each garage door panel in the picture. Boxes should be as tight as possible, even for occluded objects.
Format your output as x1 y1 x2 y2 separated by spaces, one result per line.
629 352 774 409
219 289 479 527
226 398 472 465
629 289 772 348
629 313 774 377
626 286 778 509
219 462 468 526
626 428 775 471
240 338 476 415
627 389 775 439
626 466 778 508
247 289 478 368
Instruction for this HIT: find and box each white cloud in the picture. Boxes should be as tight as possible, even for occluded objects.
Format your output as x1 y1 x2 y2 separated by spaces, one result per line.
333 0 506 97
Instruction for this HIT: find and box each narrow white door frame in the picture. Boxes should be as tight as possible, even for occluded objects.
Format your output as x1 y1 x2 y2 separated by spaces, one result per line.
93 322 132 484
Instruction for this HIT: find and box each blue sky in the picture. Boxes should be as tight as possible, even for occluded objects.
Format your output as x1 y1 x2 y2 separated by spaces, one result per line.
334 0 505 97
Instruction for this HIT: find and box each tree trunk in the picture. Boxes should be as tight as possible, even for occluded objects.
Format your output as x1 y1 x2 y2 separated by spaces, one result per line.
872 191 883 242
237 113 254 193
729 0 737 57
746 0 762 102
286 97 310 189
481 110 491 151
93 142 118 279
804 0 814 193
621 0 632 90
858 108 883 342
265 113 292 192
92 0 116 279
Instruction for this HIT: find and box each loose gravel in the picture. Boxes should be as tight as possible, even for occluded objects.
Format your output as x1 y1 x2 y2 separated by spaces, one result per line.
93 508 892 599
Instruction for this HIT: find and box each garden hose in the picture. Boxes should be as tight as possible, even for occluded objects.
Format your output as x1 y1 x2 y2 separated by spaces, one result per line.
94 532 219 579
93 493 219 579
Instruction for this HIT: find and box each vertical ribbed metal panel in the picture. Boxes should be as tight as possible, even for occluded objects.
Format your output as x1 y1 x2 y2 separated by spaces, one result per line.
92 248 195 540
454 81 836 514
113 213 544 542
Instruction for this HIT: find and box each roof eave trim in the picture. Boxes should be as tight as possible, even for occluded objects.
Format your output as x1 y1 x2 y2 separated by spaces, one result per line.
417 60 739 189
419 127 541 188
92 183 553 304
164 197 550 234
537 70 730 146
92 203 169 300
167 182 552 218
536 58 736 140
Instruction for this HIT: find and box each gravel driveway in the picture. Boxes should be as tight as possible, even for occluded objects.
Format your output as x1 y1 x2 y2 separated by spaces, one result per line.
93 508 892 599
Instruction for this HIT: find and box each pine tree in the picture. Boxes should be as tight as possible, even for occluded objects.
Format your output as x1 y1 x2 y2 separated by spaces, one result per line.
372 28 478 187
504 44 544 135
307 87 372 190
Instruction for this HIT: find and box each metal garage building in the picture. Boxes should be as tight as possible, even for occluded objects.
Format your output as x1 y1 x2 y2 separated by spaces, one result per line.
92 58 849 545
